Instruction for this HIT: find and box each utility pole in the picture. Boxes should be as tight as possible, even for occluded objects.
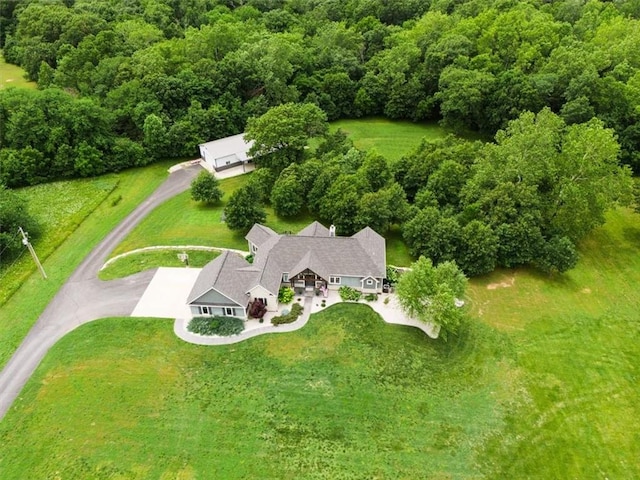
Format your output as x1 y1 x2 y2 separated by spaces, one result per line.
18 227 47 279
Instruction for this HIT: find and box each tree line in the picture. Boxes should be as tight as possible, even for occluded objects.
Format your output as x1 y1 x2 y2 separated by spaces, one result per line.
219 103 632 276
1 0 640 190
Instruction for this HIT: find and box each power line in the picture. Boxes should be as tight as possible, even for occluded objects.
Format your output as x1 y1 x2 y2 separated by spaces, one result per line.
18 227 47 279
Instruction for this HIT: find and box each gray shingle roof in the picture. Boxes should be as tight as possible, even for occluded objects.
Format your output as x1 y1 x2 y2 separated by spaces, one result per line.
246 224 278 248
298 221 331 237
352 226 386 275
270 235 385 279
191 223 386 305
187 250 254 306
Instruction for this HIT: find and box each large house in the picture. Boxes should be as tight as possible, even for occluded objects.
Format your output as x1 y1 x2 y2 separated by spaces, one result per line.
187 222 386 318
198 133 254 172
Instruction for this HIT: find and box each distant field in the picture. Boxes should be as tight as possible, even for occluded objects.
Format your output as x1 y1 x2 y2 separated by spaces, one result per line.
1 207 638 478
331 117 449 161
467 207 640 478
0 162 173 370
0 54 36 90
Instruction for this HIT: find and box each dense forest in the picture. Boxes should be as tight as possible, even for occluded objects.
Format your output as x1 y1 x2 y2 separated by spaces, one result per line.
1 0 639 273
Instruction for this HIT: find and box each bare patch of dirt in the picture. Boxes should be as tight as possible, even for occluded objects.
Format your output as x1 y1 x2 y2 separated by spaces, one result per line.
487 275 516 290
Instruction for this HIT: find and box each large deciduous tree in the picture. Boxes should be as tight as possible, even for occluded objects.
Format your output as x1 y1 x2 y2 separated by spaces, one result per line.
244 102 328 172
396 257 468 341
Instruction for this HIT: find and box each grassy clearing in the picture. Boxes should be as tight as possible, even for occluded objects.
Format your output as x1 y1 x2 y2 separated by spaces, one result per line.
1 208 639 478
0 306 510 479
467 207 640 478
113 173 415 266
331 117 450 161
1 178 118 305
0 54 36 90
0 162 174 370
112 175 251 255
98 249 220 280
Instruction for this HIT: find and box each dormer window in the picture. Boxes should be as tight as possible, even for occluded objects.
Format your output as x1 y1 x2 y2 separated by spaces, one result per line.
251 243 258 254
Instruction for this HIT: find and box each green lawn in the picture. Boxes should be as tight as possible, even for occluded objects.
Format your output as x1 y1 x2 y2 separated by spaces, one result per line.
1 207 638 479
467 207 640 478
331 117 449 161
0 306 510 479
0 162 174 370
0 54 36 90
98 249 220 280
112 173 415 266
1 178 119 305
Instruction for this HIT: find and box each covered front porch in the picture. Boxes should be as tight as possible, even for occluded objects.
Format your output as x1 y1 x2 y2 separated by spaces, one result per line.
289 268 327 296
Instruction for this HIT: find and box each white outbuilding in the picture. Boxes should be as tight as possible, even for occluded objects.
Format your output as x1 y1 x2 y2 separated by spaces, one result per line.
198 133 255 172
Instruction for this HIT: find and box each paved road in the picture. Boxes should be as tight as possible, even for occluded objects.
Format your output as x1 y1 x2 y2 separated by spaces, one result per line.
0 165 201 420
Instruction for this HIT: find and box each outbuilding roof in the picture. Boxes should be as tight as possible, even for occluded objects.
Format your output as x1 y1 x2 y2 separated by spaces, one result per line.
199 133 254 161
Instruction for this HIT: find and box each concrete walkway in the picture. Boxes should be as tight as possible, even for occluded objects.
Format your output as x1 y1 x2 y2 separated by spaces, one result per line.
0 164 202 421
174 297 314 345
172 290 439 347
101 246 249 270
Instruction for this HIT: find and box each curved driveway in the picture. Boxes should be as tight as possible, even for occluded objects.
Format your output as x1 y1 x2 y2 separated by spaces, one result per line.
0 165 201 420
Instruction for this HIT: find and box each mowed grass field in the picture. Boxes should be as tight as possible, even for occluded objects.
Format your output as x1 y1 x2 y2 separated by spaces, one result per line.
0 54 36 90
112 175 415 267
98 249 220 280
1 206 638 478
0 209 638 478
0 306 512 479
331 117 449 161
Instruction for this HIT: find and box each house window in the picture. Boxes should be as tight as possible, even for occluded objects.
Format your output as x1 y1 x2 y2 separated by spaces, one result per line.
199 306 212 315
366 279 374 286
225 160 231 165
224 307 234 316
329 276 341 285
282 273 289 282
251 243 258 254
256 297 268 306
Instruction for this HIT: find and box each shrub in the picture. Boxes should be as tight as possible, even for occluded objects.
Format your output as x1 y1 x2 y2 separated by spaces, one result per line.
248 299 267 319
364 293 378 302
386 266 399 285
187 316 244 336
339 286 362 302
278 286 294 303
383 297 390 305
245 254 254 264
272 302 303 325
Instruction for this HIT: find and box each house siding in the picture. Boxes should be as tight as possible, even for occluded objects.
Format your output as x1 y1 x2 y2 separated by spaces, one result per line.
190 305 245 318
327 276 361 289
248 285 278 312
328 275 383 293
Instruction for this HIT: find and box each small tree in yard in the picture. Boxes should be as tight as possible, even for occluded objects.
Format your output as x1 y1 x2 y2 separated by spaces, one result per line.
396 256 468 340
191 170 223 204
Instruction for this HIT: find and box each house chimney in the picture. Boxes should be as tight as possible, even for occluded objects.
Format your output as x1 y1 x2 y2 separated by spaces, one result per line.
329 225 336 237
